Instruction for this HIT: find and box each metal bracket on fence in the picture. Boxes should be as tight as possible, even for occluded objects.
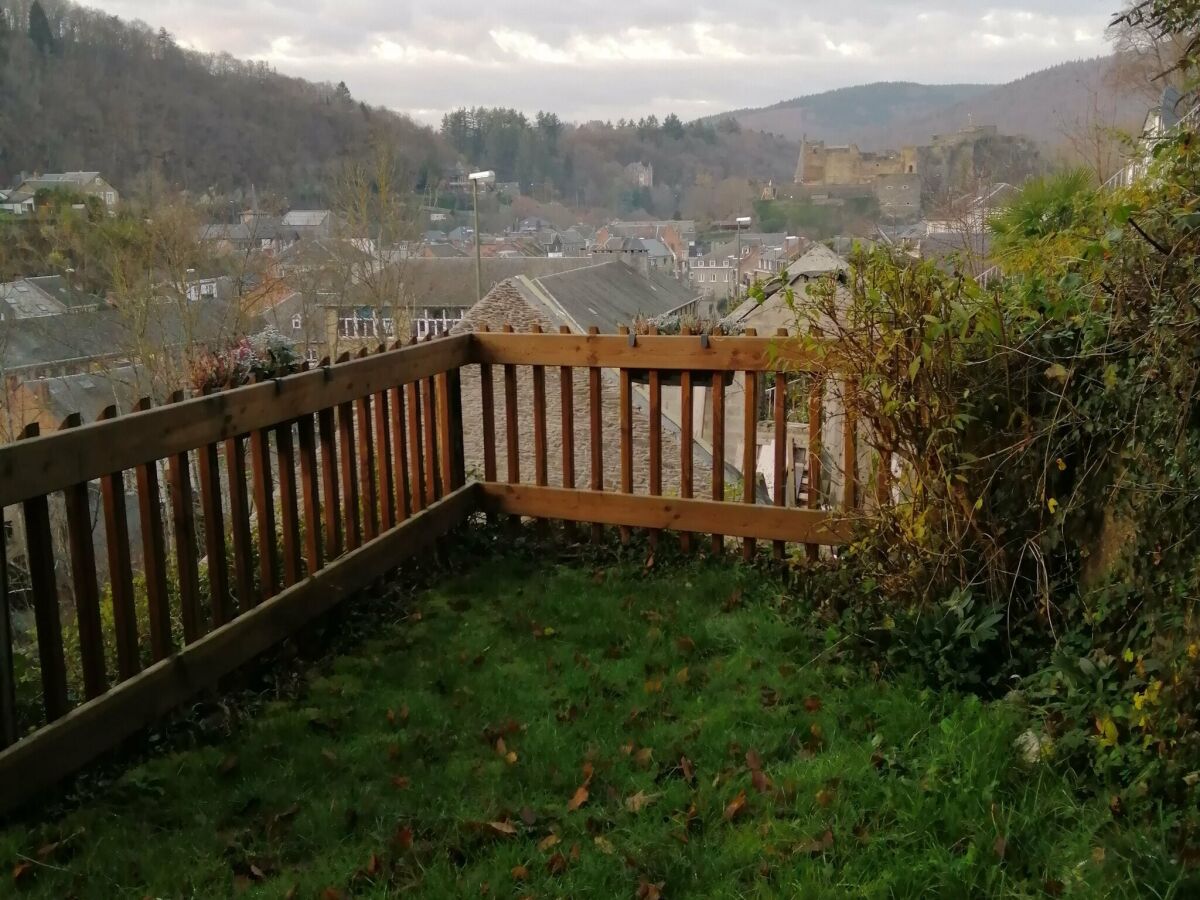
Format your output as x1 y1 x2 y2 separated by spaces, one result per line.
273 378 284 394
628 332 637 347
700 333 710 349
322 362 333 381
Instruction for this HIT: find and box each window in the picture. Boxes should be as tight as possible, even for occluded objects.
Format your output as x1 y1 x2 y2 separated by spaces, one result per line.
291 314 303 330
305 347 320 363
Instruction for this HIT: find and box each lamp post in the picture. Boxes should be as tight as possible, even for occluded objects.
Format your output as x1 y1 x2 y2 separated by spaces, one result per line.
469 170 495 303
734 215 752 303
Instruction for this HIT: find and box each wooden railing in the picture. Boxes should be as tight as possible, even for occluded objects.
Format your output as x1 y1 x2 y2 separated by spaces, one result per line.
0 329 861 812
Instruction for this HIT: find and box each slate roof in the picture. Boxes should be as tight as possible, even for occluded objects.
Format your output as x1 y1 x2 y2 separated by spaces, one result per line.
523 260 697 332
281 210 332 228
25 365 147 423
0 298 237 371
0 277 102 319
786 245 849 279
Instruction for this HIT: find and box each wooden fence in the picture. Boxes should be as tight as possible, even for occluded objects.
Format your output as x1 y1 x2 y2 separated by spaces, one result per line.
0 329 861 812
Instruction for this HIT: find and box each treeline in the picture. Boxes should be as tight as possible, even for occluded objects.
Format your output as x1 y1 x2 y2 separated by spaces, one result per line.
440 107 799 218
0 0 447 204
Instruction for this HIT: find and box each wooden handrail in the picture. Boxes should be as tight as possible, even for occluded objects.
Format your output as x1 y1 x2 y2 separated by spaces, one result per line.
470 332 837 372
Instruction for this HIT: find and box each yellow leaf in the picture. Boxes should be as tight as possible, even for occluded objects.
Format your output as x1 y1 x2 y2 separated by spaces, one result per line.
1047 498 1059 515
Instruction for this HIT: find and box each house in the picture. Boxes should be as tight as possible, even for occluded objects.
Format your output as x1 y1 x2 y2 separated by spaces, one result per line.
624 162 654 188
281 209 338 241
2 365 146 442
1113 86 1194 188
0 276 103 320
593 221 696 277
9 172 120 211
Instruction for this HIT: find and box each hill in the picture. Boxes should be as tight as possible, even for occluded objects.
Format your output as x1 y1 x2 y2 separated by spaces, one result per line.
722 82 994 144
0 0 447 204
723 57 1152 153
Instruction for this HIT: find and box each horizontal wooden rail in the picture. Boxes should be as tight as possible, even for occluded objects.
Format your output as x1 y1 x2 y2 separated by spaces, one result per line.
0 335 471 508
477 483 855 546
469 332 836 373
0 483 477 814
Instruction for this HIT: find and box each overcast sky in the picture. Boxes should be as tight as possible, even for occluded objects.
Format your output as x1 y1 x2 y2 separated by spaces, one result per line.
84 1 1120 125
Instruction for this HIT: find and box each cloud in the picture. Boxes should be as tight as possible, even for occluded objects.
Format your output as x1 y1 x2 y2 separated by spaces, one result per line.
85 0 1118 124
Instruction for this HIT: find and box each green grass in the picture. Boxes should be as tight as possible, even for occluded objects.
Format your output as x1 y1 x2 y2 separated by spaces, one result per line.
0 556 1186 898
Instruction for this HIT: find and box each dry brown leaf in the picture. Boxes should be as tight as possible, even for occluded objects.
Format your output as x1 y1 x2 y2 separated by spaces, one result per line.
391 775 411 790
567 785 589 811
12 861 33 884
644 678 663 694
511 865 529 881
594 836 616 855
547 852 568 875
625 791 659 813
393 825 414 850
675 667 690 685
537 833 561 852
724 789 748 822
804 696 823 712
745 749 763 771
994 835 1007 859
680 755 695 783
505 751 518 765
488 820 518 836
365 853 380 876
634 747 654 769
676 635 696 655
751 769 772 794
637 878 665 899
816 788 835 808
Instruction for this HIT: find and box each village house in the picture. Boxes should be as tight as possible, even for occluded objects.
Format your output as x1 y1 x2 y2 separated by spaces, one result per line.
6 172 120 213
0 276 103 320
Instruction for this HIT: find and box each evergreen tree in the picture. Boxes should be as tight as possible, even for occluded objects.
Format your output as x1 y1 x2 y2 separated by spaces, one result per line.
28 0 54 55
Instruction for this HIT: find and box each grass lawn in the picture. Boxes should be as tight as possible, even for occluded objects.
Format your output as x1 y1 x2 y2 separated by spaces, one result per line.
0 553 1186 898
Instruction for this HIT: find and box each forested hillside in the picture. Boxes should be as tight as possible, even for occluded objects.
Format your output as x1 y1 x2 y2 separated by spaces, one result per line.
0 0 447 204
438 108 799 217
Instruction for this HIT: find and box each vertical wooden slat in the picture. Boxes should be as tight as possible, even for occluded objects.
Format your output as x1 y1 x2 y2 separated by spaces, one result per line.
807 375 824 562
647 324 662 551
558 325 577 540
389 383 411 521
60 414 106 698
502 324 520 487
678 326 694 554
742 328 759 562
406 380 425 514
197 392 232 626
337 383 361 552
100 406 140 678
355 385 378 542
436 370 457 498
711 372 725 556
479 324 497 484
447 364 466 492
275 421 303 588
374 367 396 531
618 325 633 546
772 329 789 561
317 400 342 561
225 432 256 610
587 326 603 543
134 399 173 661
530 324 548 531
297 412 323 574
421 369 441 503
166 392 202 644
21 424 69 720
843 378 858 512
249 419 279 598
0 534 17 747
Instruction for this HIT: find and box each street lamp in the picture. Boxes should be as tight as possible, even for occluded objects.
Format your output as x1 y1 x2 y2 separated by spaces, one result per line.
734 216 752 303
469 170 495 303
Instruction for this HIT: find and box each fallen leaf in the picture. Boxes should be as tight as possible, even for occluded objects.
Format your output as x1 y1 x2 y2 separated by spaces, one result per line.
745 749 763 771
386 708 397 726
620 741 635 756
634 747 654 769
676 635 696 655
505 751 518 765
680 756 695 784
581 761 595 783
393 825 414 850
569 842 581 862
723 589 744 612
752 769 772 794
675 667 690 685
34 842 60 862
519 807 537 827
637 878 665 899
804 696 823 712
993 835 1007 859
594 836 616 855
12 861 33 883
795 829 835 856
495 737 507 756
488 820 518 836
815 788 835 808
511 865 529 881
321 889 343 900
644 678 663 694
724 789 748 822
218 753 239 775
537 833 561 852
321 749 338 764
568 785 589 811
391 775 411 790
547 852 568 875
365 853 380 876
626 791 659 813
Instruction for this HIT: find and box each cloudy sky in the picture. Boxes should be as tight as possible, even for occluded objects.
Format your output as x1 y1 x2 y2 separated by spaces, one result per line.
85 1 1120 125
